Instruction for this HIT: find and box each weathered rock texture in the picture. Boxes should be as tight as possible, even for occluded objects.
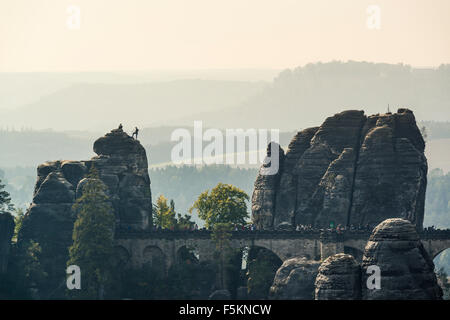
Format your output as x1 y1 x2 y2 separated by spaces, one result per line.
315 253 361 300
269 257 320 300
252 109 427 230
0 212 15 274
361 218 442 300
18 128 152 298
252 142 285 229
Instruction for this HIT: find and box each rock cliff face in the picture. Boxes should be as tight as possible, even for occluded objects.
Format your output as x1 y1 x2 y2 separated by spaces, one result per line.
315 253 361 300
90 128 152 229
0 213 15 274
269 257 320 300
252 109 427 230
18 128 152 297
361 218 442 300
251 142 285 229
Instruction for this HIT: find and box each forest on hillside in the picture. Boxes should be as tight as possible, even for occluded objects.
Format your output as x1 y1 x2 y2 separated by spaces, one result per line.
424 168 450 229
2 62 450 133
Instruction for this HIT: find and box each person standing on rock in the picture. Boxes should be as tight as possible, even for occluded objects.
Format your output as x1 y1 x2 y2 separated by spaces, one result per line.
118 123 123 131
132 127 139 139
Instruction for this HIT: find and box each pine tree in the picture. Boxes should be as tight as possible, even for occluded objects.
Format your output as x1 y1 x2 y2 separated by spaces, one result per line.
67 167 115 299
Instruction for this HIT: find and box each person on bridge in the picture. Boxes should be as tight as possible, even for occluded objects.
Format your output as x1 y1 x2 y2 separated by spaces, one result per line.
132 126 139 139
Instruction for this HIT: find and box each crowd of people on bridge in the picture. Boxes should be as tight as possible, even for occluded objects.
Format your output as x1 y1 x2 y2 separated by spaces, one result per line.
117 223 450 235
422 225 450 233
152 224 200 232
120 223 375 233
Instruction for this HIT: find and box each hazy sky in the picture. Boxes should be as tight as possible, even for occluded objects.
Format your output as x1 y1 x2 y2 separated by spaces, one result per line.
1 0 449 72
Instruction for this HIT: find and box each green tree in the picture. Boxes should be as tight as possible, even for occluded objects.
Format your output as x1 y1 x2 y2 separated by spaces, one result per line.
176 213 195 230
67 167 115 299
0 178 14 214
153 195 177 229
189 183 249 229
15 240 48 297
13 207 24 242
0 183 46 299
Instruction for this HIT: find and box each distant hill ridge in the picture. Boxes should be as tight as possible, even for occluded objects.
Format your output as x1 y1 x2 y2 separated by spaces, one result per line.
1 61 449 132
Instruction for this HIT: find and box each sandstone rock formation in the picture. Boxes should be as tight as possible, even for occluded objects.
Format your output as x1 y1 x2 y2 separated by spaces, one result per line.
361 218 442 300
90 128 152 229
0 212 15 274
252 109 427 230
269 257 320 300
314 253 361 300
251 142 285 229
18 127 152 297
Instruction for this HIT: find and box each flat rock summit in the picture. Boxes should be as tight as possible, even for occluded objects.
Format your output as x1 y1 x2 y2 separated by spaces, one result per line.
252 108 427 231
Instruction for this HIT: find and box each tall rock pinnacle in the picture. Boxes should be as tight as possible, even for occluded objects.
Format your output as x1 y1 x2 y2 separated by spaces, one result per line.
252 109 427 230
18 127 152 298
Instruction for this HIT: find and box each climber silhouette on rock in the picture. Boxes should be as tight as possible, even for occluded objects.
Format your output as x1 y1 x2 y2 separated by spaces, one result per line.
118 123 123 130
132 127 139 140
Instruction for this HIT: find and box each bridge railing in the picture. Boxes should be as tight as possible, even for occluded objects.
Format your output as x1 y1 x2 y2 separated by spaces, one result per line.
114 226 450 240
419 229 450 240
115 228 374 240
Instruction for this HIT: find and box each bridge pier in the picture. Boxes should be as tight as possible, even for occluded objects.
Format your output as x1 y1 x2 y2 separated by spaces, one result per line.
320 232 345 260
197 241 216 264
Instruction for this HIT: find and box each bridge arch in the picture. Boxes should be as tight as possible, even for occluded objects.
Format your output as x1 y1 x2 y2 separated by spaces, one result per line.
113 245 131 269
421 238 450 259
176 245 200 264
433 248 450 272
247 245 282 265
244 245 283 299
433 247 450 259
142 245 166 276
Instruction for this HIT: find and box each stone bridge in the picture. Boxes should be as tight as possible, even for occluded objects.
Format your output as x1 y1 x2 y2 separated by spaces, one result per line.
114 229 450 271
